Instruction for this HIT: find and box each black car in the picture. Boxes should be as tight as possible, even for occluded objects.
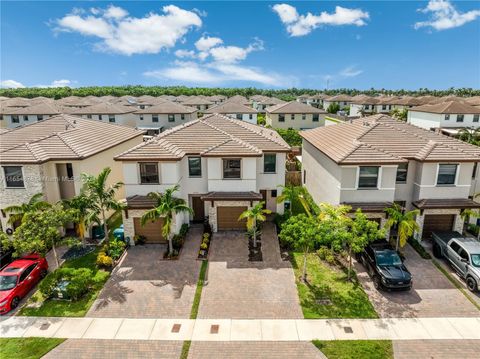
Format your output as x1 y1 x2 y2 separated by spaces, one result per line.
359 242 412 291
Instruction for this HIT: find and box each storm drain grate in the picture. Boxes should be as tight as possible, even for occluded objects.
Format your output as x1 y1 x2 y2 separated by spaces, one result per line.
171 324 181 333
343 326 353 333
210 324 219 334
40 323 51 331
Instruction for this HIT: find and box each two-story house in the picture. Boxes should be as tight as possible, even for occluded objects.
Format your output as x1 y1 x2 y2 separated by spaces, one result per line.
180 96 213 111
323 95 352 111
2 101 61 128
407 101 480 132
349 96 379 117
70 102 138 127
300 114 480 239
253 97 285 113
204 102 258 124
266 101 327 130
0 114 144 233
114 114 290 242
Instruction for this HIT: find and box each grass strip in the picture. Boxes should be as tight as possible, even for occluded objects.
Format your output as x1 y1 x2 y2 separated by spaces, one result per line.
432 259 480 311
180 340 191 359
313 340 393 359
190 260 208 319
0 338 65 359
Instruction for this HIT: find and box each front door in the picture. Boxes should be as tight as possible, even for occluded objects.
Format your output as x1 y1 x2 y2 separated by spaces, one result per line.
192 196 205 223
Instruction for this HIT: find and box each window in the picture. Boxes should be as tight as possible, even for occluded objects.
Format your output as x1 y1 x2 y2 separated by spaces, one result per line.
382 105 387 110
279 114 285 122
108 114 115 123
3 166 24 188
271 190 277 197
86 114 92 119
358 166 379 189
37 115 43 121
449 241 461 254
437 164 457 185
457 114 464 122
445 114 450 121
249 114 253 120
396 163 408 183
19 264 36 282
474 115 479 123
236 113 242 120
365 105 370 110
290 114 294 120
152 115 159 123
313 114 319 122
264 154 276 173
223 159 241 179
23 115 28 121
188 157 201 177
66 163 74 179
302 114 306 120
139 163 159 184
139 114 144 121
11 115 19 123
181 114 185 120
168 114 175 122
458 248 469 261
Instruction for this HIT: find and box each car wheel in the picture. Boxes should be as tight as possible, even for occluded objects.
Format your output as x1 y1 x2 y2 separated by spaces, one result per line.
432 243 442 258
10 297 19 310
373 276 382 290
40 269 48 279
466 277 478 292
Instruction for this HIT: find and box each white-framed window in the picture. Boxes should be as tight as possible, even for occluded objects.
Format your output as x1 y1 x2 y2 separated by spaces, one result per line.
108 114 115 123
278 114 285 122
396 163 408 183
456 114 464 123
263 153 276 173
445 114 450 121
168 114 175 122
473 115 479 123
437 164 457 185
152 115 159 123
358 166 379 189
188 157 201 177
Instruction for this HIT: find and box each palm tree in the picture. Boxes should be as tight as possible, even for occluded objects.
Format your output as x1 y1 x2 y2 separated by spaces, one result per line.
81 167 124 244
384 204 420 251
238 201 272 248
457 127 480 146
276 185 310 217
4 193 51 226
62 193 99 245
141 185 192 255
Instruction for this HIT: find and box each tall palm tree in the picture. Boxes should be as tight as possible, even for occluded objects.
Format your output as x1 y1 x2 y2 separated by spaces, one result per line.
81 167 124 244
384 204 420 251
141 185 192 255
62 193 99 245
457 127 480 146
238 201 272 248
4 193 51 226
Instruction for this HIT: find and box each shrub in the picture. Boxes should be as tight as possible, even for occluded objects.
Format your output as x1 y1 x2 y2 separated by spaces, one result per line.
327 103 340 114
317 246 330 260
107 239 126 260
467 223 479 235
39 267 93 301
179 223 189 237
96 251 113 268
134 235 146 245
200 242 208 250
172 234 184 250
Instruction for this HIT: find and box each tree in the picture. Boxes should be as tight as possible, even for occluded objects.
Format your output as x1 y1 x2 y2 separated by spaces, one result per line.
279 214 321 282
275 128 302 146
346 210 385 280
3 193 51 225
2 205 78 268
457 127 480 146
277 185 302 217
238 201 271 248
140 185 192 256
81 167 124 244
390 108 408 121
384 204 420 251
327 103 340 114
62 193 99 245
316 203 352 255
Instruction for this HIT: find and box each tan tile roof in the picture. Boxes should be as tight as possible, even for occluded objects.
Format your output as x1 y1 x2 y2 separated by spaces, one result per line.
0 114 144 164
410 101 480 114
70 102 138 115
204 102 258 114
180 96 214 106
224 95 249 105
6 101 61 115
135 100 197 114
266 101 327 114
1 97 32 108
301 114 480 164
325 94 353 102
115 114 290 161
258 97 285 105
464 96 480 106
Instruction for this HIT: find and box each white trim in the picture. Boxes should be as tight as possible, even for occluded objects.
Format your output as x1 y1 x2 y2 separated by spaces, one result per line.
435 163 460 186
414 182 470 188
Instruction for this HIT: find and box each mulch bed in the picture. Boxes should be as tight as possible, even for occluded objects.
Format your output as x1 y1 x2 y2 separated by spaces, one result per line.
61 245 95 261
248 238 263 261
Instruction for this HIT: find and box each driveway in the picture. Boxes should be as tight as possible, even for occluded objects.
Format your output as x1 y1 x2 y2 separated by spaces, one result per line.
355 244 479 318
87 225 202 318
197 222 303 319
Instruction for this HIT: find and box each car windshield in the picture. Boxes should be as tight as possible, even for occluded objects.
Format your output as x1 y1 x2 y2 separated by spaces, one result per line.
471 254 480 268
0 275 18 291
376 251 403 266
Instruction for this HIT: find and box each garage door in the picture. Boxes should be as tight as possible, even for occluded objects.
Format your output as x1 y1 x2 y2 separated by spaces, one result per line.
217 206 247 230
423 214 455 239
133 217 165 243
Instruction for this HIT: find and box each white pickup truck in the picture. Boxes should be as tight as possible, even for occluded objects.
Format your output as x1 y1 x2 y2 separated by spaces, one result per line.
432 231 480 292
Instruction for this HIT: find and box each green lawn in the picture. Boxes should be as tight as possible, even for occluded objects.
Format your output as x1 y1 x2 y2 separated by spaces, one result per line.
19 249 109 317
291 252 377 319
313 340 393 359
0 338 65 359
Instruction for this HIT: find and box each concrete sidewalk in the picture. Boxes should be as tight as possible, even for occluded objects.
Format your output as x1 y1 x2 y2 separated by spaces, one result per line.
1 316 479 341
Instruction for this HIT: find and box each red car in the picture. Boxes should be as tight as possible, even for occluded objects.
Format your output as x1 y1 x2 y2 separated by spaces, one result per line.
0 254 48 314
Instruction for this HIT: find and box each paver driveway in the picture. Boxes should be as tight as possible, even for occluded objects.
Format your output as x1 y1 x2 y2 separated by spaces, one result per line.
87 225 202 318
197 222 303 319
355 244 479 318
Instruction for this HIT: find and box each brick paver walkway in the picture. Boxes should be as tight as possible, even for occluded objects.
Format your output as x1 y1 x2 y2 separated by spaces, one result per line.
393 340 480 359
87 225 202 318
197 222 303 319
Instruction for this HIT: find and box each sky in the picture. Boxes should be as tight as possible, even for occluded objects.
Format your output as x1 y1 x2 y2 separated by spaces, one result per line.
1 1 479 90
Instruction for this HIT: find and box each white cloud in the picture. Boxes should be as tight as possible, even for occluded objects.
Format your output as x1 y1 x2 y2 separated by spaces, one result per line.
415 0 480 30
272 3 369 37
195 36 223 51
0 80 25 88
340 66 363 78
34 79 74 88
175 49 196 58
54 5 202 55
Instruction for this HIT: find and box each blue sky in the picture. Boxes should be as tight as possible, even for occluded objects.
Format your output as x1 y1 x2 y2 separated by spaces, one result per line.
1 1 479 90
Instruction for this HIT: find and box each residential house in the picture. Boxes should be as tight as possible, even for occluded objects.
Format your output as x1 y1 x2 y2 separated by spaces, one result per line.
70 102 138 127
407 101 480 134
0 114 144 233
135 101 198 135
300 114 480 239
253 97 285 113
323 95 352 111
265 101 327 130
349 96 379 117
225 95 250 106
114 114 290 241
2 101 61 128
180 96 213 111
204 102 258 124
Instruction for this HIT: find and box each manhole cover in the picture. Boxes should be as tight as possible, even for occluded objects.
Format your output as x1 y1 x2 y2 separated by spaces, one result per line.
343 326 353 334
210 324 219 334
171 324 181 333
40 323 51 330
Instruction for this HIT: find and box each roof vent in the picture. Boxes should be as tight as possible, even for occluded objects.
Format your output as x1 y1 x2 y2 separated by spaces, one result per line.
363 121 370 127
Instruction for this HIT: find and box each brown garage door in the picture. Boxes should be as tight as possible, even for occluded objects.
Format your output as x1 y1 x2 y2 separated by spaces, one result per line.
423 214 455 239
217 206 247 230
133 217 165 243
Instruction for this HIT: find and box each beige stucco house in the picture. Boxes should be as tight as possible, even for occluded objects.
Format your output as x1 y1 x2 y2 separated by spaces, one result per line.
300 114 480 240
265 101 327 130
